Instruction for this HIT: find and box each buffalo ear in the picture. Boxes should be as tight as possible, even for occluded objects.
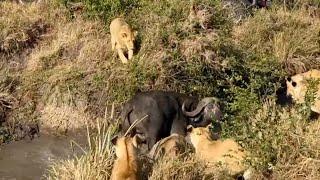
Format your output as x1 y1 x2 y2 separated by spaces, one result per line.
187 125 193 133
111 135 119 145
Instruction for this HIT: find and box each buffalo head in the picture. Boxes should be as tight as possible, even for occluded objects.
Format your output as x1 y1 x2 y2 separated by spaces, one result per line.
182 97 222 127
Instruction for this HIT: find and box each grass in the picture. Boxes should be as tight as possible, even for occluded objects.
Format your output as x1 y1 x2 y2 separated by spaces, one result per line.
233 4 320 74
0 93 16 143
0 0 320 179
47 119 117 180
47 110 227 180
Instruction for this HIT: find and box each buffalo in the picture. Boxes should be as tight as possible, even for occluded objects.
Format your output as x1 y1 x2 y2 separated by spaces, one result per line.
248 0 271 8
119 90 222 150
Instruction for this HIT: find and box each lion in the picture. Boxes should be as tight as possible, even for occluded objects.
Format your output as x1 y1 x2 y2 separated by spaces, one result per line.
111 135 140 180
186 125 252 179
110 18 137 64
286 69 320 114
147 133 188 160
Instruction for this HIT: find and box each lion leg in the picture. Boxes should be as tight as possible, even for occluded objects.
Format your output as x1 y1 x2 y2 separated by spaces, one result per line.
128 49 133 60
117 49 128 64
111 37 116 51
16 0 24 4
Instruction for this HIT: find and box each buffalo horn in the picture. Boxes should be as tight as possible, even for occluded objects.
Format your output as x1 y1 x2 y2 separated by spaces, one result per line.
182 97 219 117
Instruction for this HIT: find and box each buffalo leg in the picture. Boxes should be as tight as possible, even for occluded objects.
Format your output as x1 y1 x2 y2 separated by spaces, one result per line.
147 126 158 150
146 111 164 150
170 115 187 136
147 137 157 150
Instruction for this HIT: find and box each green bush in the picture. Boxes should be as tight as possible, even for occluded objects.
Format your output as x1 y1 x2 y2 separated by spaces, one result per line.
59 0 140 24
2 0 320 178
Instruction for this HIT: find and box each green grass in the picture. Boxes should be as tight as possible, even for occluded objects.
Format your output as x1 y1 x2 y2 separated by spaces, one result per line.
1 0 320 179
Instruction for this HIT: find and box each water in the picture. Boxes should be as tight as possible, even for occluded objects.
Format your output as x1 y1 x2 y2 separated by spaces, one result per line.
0 134 86 180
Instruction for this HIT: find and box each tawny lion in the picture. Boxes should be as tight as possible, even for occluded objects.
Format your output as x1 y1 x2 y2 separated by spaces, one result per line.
110 18 137 64
286 69 320 114
186 125 252 179
111 135 140 180
148 133 187 160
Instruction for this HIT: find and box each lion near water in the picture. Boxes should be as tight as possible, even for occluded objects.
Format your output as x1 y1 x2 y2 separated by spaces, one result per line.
111 135 140 180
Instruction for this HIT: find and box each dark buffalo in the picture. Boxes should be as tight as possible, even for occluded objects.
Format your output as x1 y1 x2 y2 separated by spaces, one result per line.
119 90 222 150
248 0 271 8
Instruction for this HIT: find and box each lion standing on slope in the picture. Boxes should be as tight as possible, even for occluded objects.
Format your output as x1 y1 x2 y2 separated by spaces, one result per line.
110 18 137 64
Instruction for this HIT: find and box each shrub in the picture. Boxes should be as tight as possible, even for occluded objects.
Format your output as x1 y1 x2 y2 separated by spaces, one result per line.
59 0 141 24
1 0 320 179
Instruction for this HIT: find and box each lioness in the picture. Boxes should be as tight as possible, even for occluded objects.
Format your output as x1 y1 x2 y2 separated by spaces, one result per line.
110 18 137 64
286 69 320 114
186 125 251 179
148 133 187 160
111 135 140 180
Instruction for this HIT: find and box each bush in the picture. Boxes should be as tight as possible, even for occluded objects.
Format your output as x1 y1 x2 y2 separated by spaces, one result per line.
1 0 320 179
59 0 140 24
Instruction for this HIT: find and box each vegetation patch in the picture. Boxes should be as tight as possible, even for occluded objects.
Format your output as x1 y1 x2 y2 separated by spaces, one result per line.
0 0 320 179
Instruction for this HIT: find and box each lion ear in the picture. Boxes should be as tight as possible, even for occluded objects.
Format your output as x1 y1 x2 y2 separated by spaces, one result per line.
133 31 138 38
132 135 139 148
111 135 119 145
187 125 193 133
286 77 292 82
121 32 127 38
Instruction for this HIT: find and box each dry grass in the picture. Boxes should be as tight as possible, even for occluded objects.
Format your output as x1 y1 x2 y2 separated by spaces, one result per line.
1 0 320 179
46 106 235 180
233 5 320 74
26 17 110 72
0 1 59 58
149 154 223 180
0 93 16 142
23 15 111 134
0 93 16 122
47 118 237 180
39 104 91 134
47 100 320 179
1 1 114 136
273 114 320 179
233 98 320 179
47 120 117 180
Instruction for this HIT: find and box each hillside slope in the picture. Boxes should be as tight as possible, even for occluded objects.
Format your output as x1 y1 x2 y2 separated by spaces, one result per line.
1 0 320 179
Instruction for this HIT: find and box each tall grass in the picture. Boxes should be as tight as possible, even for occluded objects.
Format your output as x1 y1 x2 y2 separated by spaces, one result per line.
1 0 320 179
47 119 118 180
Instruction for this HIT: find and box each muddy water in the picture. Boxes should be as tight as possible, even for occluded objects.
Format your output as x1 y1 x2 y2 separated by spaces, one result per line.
0 134 87 180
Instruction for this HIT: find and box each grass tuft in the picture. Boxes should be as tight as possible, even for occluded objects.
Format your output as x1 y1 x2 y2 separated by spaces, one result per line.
47 119 117 180
1 0 320 179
